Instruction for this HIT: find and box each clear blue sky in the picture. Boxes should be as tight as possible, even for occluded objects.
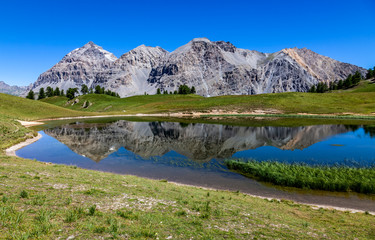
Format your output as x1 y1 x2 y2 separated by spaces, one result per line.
1 0 374 86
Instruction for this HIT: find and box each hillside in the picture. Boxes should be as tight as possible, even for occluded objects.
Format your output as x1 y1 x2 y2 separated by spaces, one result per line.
0 93 93 120
0 93 95 150
41 87 375 115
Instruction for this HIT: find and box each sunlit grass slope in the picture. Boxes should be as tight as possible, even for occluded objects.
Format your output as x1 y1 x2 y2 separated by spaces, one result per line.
0 93 92 120
0 93 93 149
42 89 375 115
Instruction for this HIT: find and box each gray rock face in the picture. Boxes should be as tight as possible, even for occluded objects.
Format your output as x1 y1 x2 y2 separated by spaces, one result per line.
44 121 349 162
149 38 366 96
32 41 117 92
97 45 168 96
0 81 28 96
31 39 366 97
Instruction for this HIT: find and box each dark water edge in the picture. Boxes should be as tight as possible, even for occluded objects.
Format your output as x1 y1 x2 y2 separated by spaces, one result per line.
18 118 375 212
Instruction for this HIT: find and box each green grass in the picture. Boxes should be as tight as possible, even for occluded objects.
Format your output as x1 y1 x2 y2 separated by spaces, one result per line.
0 155 374 239
1 92 375 238
225 160 375 194
0 93 93 120
201 113 375 120
338 79 375 93
42 85 375 115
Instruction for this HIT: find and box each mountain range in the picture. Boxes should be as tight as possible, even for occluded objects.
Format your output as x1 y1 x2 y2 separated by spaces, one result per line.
28 38 367 97
0 81 29 96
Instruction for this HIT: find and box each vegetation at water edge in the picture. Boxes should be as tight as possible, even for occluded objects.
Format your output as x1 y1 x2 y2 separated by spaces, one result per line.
225 160 375 194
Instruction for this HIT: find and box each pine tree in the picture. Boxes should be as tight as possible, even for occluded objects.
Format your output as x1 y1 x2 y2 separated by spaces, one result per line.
178 85 191 94
309 85 316 93
38 88 46 100
366 68 374 79
190 86 196 94
337 80 344 89
46 86 54 97
26 90 35 100
66 88 78 100
54 87 60 96
352 71 362 85
95 85 101 94
81 84 88 95
156 88 161 94
61 89 65 96
344 75 352 88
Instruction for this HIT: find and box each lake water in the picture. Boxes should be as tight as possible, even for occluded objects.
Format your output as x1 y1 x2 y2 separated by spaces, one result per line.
17 119 375 211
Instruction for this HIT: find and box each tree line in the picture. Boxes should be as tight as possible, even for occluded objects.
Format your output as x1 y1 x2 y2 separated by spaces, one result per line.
366 66 375 79
308 71 363 93
26 84 120 100
156 85 196 95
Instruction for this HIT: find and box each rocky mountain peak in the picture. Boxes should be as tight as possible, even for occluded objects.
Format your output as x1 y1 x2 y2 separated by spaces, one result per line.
118 45 168 67
83 41 97 48
191 37 211 43
214 41 236 53
30 39 367 98
64 42 117 63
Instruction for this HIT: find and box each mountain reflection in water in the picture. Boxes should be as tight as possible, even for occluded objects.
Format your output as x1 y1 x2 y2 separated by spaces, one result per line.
17 120 375 211
43 121 350 163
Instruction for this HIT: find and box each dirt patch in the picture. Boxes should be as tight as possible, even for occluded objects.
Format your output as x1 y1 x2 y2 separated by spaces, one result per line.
17 120 45 127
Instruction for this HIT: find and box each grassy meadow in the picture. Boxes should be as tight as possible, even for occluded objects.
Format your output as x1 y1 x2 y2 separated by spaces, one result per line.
40 81 375 115
1 155 375 239
1 85 375 238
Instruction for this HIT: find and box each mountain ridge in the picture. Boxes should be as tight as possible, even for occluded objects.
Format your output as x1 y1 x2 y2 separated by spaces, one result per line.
0 81 29 96
29 39 367 97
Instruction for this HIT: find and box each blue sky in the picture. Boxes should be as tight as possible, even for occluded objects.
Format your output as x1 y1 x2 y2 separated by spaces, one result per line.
1 0 374 86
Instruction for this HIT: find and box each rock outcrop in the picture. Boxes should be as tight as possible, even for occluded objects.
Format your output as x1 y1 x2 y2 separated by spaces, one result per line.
30 38 366 97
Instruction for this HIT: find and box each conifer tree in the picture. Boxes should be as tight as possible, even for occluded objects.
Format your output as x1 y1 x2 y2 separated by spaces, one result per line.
38 88 46 100
54 87 60 96
26 90 35 100
46 86 54 97
81 84 88 95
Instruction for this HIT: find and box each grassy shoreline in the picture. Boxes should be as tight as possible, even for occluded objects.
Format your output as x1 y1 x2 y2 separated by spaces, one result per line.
201 113 375 120
1 155 375 239
40 90 375 116
225 160 375 194
1 93 375 238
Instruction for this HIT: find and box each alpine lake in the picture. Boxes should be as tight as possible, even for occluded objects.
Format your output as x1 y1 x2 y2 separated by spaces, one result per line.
17 116 375 212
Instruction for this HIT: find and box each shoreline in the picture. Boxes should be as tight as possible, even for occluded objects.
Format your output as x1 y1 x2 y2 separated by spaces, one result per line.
170 181 375 215
34 111 375 122
5 133 42 157
4 128 374 215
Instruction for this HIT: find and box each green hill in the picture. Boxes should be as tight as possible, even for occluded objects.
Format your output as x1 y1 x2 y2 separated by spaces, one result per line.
42 86 375 115
0 93 92 120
